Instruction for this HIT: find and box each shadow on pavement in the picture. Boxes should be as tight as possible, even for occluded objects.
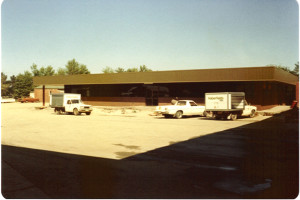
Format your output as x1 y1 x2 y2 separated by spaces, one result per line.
2 109 299 198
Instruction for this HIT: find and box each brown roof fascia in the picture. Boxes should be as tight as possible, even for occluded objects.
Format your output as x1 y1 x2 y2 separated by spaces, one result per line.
33 66 297 86
273 67 299 85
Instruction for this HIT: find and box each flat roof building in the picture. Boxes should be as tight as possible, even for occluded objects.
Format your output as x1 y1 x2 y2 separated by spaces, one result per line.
33 66 298 110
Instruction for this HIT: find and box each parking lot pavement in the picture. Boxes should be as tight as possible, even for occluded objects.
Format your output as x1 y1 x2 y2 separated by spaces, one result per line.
256 105 292 116
2 161 49 198
1 103 269 160
1 103 299 198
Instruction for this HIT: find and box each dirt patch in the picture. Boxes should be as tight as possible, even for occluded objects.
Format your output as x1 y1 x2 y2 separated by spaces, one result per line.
113 144 141 150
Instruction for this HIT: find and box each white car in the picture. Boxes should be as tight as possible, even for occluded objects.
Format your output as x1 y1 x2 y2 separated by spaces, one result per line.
154 100 206 119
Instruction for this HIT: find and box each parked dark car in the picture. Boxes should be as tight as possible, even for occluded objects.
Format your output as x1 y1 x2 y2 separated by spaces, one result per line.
18 97 39 103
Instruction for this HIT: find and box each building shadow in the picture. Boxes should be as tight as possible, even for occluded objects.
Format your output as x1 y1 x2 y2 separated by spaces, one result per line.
2 110 299 199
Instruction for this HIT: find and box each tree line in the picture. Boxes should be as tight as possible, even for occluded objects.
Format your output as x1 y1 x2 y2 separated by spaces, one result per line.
102 65 152 73
269 62 299 76
1 59 152 99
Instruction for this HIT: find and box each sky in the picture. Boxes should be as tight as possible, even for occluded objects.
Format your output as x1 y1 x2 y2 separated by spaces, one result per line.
1 0 299 77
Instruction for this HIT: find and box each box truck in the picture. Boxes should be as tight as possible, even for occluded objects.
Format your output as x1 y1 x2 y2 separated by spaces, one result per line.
205 92 256 120
50 93 93 115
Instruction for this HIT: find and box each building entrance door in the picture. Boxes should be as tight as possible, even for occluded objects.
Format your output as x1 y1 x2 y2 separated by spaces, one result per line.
145 85 158 106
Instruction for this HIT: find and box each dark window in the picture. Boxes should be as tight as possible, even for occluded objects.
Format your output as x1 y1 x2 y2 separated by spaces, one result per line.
66 84 145 97
71 100 80 104
177 101 186 106
190 101 197 106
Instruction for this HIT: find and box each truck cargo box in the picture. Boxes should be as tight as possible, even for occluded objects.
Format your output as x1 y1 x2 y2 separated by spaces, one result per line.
205 92 245 111
50 93 81 108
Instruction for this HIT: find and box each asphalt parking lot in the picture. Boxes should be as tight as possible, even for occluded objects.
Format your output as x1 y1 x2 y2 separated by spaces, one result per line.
1 102 299 198
1 103 269 159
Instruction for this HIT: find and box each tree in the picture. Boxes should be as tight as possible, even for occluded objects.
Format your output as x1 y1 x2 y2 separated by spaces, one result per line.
65 59 79 75
267 64 298 76
30 64 40 76
43 66 55 76
126 67 139 72
102 66 115 74
1 72 10 96
56 68 66 75
277 66 291 73
101 66 152 73
1 73 16 97
9 75 16 96
292 62 299 76
115 67 125 73
13 71 33 98
139 65 152 72
31 64 55 76
65 59 90 75
78 64 90 74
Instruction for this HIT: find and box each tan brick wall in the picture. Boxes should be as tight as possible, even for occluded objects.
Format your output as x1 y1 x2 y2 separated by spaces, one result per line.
34 89 63 102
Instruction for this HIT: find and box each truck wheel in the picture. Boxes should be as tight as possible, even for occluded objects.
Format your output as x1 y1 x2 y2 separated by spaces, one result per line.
175 111 183 119
250 110 255 118
73 108 80 116
231 113 238 121
213 113 221 120
86 112 91 115
203 111 207 117
54 108 60 115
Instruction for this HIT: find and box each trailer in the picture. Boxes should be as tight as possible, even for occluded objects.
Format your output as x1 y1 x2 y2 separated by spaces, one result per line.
205 92 257 120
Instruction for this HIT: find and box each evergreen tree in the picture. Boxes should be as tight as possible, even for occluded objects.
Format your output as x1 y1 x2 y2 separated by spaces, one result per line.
65 59 90 75
13 71 33 98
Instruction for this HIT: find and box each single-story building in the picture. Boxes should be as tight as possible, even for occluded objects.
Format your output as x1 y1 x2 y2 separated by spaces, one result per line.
34 85 64 103
33 66 298 110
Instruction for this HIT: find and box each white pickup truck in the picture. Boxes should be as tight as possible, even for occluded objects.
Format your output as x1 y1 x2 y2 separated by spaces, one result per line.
154 100 206 119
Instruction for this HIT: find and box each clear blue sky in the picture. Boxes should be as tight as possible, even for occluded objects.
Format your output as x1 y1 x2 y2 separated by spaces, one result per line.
1 0 299 77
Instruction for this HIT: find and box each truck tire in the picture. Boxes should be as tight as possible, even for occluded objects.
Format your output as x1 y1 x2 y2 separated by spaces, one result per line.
175 111 183 119
231 113 238 121
73 108 80 116
86 112 91 115
213 113 221 120
54 108 61 115
250 110 255 118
